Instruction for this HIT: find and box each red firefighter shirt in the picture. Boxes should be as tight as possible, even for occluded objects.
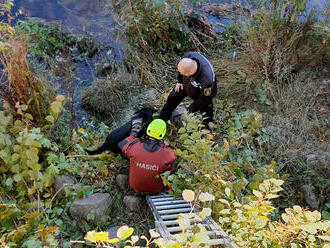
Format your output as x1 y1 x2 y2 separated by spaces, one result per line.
119 135 177 194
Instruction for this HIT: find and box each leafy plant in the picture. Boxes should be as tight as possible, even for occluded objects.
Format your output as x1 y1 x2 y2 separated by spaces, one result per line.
218 178 330 247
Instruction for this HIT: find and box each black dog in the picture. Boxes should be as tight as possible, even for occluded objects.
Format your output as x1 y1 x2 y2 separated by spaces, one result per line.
85 107 156 155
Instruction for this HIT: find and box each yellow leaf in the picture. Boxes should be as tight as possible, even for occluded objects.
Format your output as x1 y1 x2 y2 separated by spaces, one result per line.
117 225 134 240
223 138 229 150
198 192 215 202
78 128 85 134
191 232 210 245
85 231 110 243
199 208 212 218
182 189 195 202
177 214 191 230
293 205 302 213
265 193 279 199
56 95 65 102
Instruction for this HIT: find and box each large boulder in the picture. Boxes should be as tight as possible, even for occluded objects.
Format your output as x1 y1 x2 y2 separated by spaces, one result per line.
144 88 160 106
123 195 142 213
69 193 112 223
54 175 75 195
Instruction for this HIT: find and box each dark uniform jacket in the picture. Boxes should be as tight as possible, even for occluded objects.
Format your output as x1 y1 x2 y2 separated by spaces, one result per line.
178 52 217 112
118 135 177 194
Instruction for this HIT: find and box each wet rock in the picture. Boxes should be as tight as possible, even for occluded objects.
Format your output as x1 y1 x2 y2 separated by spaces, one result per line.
171 106 188 126
301 184 319 210
123 195 142 212
54 175 75 195
107 226 120 238
116 174 129 190
70 193 112 223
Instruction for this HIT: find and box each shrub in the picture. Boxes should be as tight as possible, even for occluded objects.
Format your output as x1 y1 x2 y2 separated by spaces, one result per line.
216 0 329 101
113 0 198 53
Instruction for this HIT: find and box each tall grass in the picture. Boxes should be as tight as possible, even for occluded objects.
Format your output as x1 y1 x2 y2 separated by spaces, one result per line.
216 0 329 99
0 5 51 122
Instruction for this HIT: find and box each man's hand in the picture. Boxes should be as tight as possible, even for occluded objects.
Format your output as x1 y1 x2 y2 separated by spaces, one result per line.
175 83 183 92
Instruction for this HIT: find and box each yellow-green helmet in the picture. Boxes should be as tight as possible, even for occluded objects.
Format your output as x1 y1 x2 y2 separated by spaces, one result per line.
147 119 166 140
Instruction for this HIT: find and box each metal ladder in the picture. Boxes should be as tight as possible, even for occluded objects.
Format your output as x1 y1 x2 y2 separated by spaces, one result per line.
146 194 238 248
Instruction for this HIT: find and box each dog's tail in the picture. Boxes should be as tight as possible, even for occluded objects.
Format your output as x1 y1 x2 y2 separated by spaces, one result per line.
84 142 109 155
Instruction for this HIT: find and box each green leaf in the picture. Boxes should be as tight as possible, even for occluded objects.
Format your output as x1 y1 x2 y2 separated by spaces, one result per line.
13 174 22 182
45 115 55 123
5 177 13 187
22 239 42 248
117 225 134 240
50 101 62 116
25 113 33 120
26 149 39 163
322 210 330 220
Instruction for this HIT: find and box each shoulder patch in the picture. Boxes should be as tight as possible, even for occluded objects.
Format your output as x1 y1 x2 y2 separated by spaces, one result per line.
203 87 212 96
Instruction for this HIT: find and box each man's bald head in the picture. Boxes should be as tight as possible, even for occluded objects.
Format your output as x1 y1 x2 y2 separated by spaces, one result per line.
178 58 198 77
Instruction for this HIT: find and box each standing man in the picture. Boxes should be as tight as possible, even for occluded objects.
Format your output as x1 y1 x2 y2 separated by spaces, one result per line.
118 118 177 194
159 51 217 128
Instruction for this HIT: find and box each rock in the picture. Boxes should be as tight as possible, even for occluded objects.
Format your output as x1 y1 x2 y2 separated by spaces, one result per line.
123 195 142 212
107 226 120 238
306 152 330 168
301 184 319 210
306 154 318 166
116 174 129 190
69 193 112 223
144 89 159 106
54 175 75 195
171 106 188 126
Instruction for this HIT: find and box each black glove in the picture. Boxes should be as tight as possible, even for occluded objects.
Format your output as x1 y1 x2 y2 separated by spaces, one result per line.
131 117 143 136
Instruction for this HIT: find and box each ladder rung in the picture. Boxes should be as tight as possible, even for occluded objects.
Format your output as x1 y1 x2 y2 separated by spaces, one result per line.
156 203 191 210
204 239 227 245
154 200 187 206
152 197 175 202
167 224 209 233
158 208 192 215
162 219 195 226
186 231 217 237
149 194 170 199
